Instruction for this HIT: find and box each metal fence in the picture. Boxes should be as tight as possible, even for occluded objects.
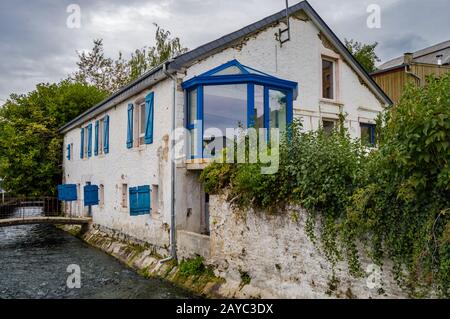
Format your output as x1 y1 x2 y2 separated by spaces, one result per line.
0 197 62 220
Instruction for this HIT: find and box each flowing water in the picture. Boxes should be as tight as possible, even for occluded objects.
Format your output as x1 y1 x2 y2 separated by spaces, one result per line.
0 208 194 299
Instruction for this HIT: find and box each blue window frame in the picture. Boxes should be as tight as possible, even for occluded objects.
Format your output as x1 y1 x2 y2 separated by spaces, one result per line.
182 60 298 159
360 123 377 147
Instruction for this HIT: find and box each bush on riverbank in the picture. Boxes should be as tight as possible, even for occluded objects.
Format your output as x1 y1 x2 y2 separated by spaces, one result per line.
200 74 450 297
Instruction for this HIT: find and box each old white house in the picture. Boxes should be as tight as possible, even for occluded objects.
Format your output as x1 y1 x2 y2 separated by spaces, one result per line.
59 1 391 260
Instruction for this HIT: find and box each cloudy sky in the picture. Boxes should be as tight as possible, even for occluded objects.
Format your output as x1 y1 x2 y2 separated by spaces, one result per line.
0 0 448 102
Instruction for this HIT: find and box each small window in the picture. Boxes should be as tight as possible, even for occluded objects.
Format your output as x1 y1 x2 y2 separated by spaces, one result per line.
121 184 128 208
139 103 146 146
360 123 377 147
322 119 337 134
98 119 104 155
189 90 197 125
322 59 335 100
84 127 89 158
99 184 105 207
151 185 159 213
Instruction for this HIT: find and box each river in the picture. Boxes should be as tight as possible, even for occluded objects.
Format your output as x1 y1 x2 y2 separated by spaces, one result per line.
0 218 195 299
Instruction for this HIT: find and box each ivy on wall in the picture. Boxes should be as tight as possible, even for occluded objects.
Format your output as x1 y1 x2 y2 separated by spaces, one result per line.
200 75 450 297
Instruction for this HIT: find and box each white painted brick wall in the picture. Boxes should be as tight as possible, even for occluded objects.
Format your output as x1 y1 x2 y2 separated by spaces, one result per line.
63 14 386 252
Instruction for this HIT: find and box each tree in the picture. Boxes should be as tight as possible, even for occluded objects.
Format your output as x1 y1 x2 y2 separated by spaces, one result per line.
72 39 130 93
0 81 107 196
73 24 188 93
345 39 381 73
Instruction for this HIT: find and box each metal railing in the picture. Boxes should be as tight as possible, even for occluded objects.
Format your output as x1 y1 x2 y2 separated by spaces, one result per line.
0 197 62 220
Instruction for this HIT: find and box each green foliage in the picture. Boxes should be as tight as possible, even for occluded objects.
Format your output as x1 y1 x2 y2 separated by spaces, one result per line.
73 24 188 94
347 75 450 296
179 256 214 278
345 39 381 73
200 75 450 296
239 270 251 288
0 81 107 196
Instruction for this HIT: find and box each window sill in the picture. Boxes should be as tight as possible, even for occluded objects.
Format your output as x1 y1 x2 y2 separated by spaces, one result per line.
319 98 344 106
185 158 212 170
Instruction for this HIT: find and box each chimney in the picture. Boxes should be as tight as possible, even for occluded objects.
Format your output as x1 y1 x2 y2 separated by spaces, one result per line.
436 54 443 66
403 52 414 66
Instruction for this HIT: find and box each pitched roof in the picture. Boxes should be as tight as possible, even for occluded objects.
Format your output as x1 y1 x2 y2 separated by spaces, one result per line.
60 0 391 133
378 40 450 70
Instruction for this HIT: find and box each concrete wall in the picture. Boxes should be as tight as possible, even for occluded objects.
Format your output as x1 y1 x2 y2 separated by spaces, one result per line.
206 195 407 299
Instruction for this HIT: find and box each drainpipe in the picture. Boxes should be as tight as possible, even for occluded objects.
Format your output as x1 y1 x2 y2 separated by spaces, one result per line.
160 60 178 264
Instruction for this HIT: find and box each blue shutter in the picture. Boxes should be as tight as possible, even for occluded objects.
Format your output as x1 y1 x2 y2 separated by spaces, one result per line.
138 185 151 214
57 185 64 200
94 120 99 156
104 115 110 154
84 185 99 206
80 129 84 159
144 92 154 144
87 124 93 157
66 144 71 161
127 104 134 149
129 187 138 215
58 184 77 201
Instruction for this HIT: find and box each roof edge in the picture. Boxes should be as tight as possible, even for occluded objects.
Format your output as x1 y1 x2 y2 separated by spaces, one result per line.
59 64 165 133
300 2 392 106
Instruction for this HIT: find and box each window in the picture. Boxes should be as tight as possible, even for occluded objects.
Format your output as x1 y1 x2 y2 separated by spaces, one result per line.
360 123 377 147
182 60 297 159
322 119 337 134
67 143 72 161
269 89 287 132
129 185 151 216
84 126 89 158
99 184 105 207
254 85 264 129
322 59 335 100
98 118 104 155
203 84 247 156
121 184 128 208
151 185 159 213
189 89 197 125
138 103 146 146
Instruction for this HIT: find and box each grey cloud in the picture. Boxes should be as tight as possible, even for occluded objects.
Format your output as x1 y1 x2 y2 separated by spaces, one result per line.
0 0 449 101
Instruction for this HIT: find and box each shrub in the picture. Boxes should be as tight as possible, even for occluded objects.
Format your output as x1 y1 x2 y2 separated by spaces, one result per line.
199 75 450 296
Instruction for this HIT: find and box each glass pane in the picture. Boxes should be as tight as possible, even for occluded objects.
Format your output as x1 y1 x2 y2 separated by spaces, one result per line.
189 89 197 125
322 59 334 99
323 120 336 134
212 66 243 76
242 66 269 77
204 84 247 134
190 128 198 158
361 124 376 146
139 103 145 135
269 89 287 132
254 85 264 129
203 84 247 156
360 125 370 145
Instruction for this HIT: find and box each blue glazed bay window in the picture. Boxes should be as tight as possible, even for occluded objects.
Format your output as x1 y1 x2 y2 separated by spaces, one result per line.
182 60 297 159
